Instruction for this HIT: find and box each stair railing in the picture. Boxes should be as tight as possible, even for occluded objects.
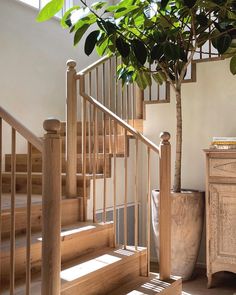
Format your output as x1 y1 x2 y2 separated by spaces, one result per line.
0 107 62 295
66 60 172 280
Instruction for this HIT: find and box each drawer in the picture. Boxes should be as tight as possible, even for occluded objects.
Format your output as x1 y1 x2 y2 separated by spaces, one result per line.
210 158 236 177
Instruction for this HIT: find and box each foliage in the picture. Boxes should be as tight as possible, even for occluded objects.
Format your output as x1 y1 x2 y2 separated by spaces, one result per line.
37 0 236 89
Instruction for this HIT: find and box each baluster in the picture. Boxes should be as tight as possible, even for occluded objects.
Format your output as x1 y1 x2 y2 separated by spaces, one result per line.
109 59 112 153
96 67 99 101
93 107 98 223
159 132 171 281
132 84 135 126
103 114 107 223
126 85 129 123
149 64 152 101
115 57 118 115
88 72 92 174
124 130 128 248
0 118 2 291
113 122 118 247
102 63 105 107
82 94 87 221
41 119 61 295
134 138 139 250
147 147 151 276
157 84 160 101
135 86 144 119
26 142 32 295
66 60 77 198
10 128 16 295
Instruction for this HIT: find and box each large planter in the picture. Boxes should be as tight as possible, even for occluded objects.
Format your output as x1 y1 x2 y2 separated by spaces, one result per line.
152 190 205 281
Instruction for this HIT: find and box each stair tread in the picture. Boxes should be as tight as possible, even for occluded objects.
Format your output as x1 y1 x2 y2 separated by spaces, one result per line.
109 273 182 295
1 221 113 251
2 246 146 295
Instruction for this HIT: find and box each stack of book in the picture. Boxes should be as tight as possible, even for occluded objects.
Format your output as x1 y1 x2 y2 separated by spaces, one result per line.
210 137 236 149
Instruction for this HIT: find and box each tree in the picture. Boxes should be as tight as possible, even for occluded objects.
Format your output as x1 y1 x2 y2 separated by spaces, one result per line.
37 0 236 192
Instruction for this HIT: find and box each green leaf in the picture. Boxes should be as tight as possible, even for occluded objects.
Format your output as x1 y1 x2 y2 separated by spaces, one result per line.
91 2 107 10
164 42 180 60
116 37 130 58
152 72 166 85
96 36 109 56
131 39 147 65
114 6 138 18
37 0 64 22
60 6 80 28
230 55 236 75
151 44 164 60
214 34 232 54
183 0 197 8
74 24 90 46
196 13 208 27
84 30 100 56
160 0 169 10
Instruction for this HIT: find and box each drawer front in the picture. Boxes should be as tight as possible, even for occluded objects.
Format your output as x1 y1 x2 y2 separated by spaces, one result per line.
209 158 236 178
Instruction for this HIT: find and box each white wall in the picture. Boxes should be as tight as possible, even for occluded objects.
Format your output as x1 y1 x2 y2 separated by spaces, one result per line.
0 0 98 138
144 59 236 264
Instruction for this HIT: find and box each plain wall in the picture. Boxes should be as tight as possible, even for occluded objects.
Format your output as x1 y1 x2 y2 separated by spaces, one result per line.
0 0 99 137
144 59 236 265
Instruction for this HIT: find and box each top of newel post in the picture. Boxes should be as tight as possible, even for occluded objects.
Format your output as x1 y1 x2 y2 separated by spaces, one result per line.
160 132 170 144
67 60 77 70
43 118 61 134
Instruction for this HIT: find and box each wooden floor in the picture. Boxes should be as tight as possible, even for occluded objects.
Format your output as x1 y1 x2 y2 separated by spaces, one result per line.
1 194 42 209
182 268 236 295
151 263 236 295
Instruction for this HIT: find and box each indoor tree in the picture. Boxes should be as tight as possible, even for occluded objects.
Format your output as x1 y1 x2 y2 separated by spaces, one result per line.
37 0 236 193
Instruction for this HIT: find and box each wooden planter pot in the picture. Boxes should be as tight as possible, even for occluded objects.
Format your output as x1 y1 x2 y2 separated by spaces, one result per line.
152 190 205 281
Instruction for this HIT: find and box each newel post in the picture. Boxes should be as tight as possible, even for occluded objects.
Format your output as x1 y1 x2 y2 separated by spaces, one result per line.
159 132 171 281
42 119 61 295
135 86 144 119
66 60 77 198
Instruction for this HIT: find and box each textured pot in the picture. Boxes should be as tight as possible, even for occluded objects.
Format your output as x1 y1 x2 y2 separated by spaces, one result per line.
152 190 205 281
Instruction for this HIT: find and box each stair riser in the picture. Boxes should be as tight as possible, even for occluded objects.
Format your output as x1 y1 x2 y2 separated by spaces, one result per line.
61 250 147 295
5 155 112 174
1 199 81 236
1 224 113 284
2 175 91 196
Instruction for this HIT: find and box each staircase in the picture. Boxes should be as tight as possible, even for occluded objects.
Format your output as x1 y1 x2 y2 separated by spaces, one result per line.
0 55 182 295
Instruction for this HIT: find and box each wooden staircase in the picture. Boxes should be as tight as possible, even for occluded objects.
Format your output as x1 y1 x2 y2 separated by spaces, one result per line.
0 57 182 294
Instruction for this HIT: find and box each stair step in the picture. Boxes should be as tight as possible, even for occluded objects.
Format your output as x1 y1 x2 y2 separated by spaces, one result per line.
1 222 113 284
109 273 182 295
1 198 81 236
2 172 108 195
1 246 147 295
5 153 112 173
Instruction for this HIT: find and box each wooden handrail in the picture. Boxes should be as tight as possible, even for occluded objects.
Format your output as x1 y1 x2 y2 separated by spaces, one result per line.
76 56 110 77
80 90 160 154
0 106 43 152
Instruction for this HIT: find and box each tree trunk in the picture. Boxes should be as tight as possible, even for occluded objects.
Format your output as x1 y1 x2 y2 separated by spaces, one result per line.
173 87 182 193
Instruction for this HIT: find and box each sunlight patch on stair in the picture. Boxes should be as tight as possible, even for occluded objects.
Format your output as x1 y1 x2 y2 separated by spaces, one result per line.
60 225 96 237
126 291 147 295
114 249 135 256
60 254 121 282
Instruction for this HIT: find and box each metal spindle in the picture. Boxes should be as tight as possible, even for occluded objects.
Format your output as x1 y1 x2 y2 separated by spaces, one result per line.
147 147 151 275
93 107 98 223
26 142 32 295
10 128 16 295
124 130 128 248
135 138 139 250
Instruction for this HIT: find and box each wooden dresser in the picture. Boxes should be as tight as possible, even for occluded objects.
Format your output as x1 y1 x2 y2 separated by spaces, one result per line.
204 149 236 288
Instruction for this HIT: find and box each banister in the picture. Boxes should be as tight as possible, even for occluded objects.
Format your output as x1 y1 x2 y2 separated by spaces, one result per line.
76 55 111 77
0 106 43 152
80 91 160 154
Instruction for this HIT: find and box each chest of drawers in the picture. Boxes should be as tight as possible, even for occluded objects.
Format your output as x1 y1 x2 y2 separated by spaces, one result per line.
204 150 236 288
